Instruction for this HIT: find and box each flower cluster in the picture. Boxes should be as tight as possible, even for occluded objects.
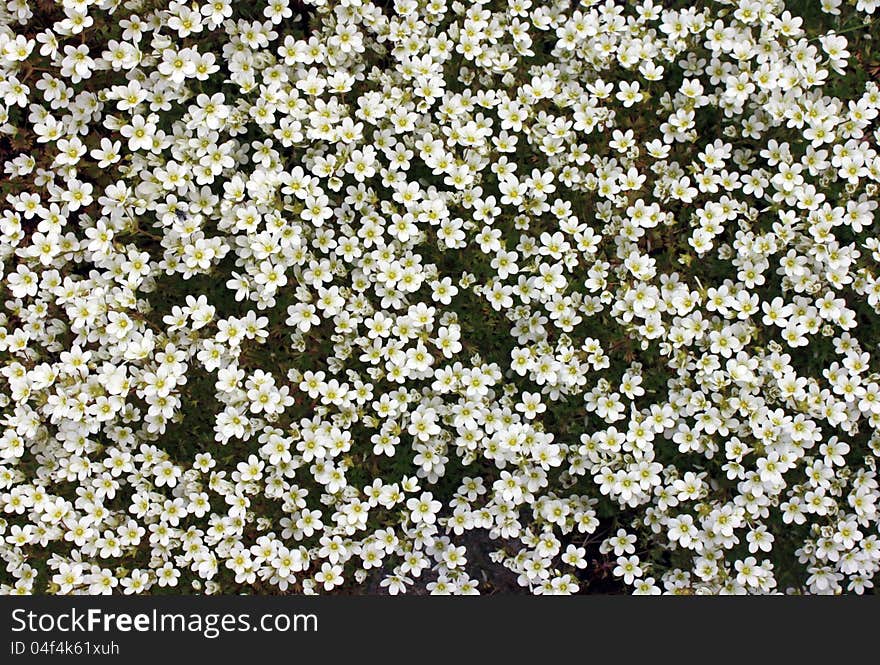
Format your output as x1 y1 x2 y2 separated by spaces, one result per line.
1 0 880 595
